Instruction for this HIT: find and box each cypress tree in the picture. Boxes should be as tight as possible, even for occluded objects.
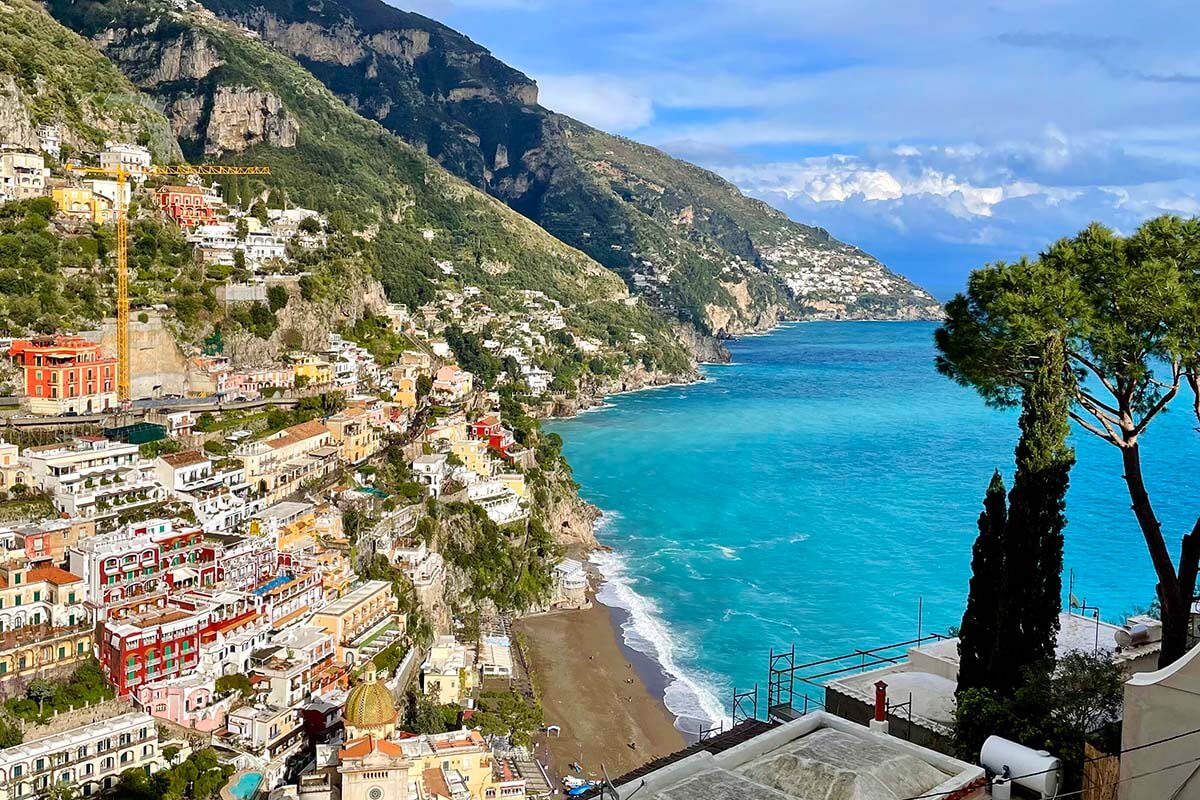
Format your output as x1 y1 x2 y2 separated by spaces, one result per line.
957 470 1008 696
955 336 1074 697
999 335 1074 686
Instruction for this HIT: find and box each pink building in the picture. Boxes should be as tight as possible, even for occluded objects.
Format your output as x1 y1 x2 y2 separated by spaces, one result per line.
137 674 234 732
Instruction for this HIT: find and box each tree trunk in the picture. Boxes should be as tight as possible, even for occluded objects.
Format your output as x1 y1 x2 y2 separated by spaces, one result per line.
1121 443 1199 668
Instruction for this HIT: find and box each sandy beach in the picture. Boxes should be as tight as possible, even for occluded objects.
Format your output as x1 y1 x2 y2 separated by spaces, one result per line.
515 596 686 785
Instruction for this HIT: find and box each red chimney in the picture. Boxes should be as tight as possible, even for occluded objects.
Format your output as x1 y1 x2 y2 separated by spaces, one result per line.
874 680 888 722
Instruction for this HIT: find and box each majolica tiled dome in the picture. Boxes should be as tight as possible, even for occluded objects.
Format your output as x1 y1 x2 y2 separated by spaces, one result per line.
343 667 398 739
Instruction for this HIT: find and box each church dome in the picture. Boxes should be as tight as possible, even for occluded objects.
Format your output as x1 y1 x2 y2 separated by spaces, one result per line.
343 667 398 737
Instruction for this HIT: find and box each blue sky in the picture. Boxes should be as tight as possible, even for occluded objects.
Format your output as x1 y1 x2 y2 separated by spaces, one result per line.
406 0 1200 299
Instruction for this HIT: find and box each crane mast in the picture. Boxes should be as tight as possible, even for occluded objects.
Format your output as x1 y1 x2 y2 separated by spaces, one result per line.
65 162 270 403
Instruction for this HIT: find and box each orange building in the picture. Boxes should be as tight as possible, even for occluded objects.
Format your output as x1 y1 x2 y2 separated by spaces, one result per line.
9 335 117 415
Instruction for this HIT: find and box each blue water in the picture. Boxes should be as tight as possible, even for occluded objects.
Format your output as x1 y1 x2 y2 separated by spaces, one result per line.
253 576 291 595
229 771 263 800
546 321 1200 731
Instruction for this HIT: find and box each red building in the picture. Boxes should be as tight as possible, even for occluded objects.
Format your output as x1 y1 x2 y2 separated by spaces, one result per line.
9 335 117 415
98 590 262 696
66 518 217 622
154 185 218 228
470 415 517 460
99 605 206 696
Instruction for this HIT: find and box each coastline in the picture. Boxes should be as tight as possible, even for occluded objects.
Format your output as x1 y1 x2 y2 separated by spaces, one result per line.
515 591 687 783
521 315 952 767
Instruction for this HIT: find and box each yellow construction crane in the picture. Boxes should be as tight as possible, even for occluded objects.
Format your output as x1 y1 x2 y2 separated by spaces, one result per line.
65 163 270 402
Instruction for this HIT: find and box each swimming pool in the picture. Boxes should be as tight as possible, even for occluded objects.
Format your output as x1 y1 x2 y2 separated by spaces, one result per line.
252 575 291 595
228 771 263 800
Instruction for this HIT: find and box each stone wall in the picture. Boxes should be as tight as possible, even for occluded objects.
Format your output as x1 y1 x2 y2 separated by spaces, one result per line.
20 697 134 739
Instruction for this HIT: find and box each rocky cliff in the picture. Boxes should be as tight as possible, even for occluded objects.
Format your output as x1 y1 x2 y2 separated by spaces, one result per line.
0 0 180 160
193 0 941 333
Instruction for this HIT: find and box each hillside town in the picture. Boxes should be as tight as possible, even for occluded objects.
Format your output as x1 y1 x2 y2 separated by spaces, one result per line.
2 8 1200 797
0 134 614 800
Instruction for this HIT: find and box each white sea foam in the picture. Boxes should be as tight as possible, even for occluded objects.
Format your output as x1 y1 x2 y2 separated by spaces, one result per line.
590 549 730 733
713 544 740 560
577 402 617 415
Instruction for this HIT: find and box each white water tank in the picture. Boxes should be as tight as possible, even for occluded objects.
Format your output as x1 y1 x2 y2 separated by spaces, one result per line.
980 736 1063 799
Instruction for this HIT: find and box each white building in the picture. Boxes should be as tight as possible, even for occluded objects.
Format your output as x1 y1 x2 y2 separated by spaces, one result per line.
227 704 305 761
34 126 61 159
0 711 162 799
245 231 286 264
154 450 251 533
478 634 513 679
99 141 151 181
87 179 130 210
25 437 165 522
0 150 47 200
552 558 588 609
522 366 552 395
599 711 984 800
466 479 527 525
411 454 448 498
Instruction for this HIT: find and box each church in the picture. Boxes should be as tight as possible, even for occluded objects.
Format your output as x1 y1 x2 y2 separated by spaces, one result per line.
295 667 527 800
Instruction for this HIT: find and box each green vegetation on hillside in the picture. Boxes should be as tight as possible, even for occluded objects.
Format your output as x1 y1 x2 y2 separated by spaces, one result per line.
185 0 938 332
43 0 692 373
439 503 561 611
0 197 214 334
0 0 180 160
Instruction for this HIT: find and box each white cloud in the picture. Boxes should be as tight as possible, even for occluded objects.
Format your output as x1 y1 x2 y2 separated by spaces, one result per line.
535 74 654 132
721 158 1013 218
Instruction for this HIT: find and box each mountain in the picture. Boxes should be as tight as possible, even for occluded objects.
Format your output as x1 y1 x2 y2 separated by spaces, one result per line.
190 0 942 334
12 0 694 382
0 0 180 161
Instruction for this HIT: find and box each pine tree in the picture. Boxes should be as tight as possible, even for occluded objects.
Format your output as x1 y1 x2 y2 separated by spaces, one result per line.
957 470 1008 695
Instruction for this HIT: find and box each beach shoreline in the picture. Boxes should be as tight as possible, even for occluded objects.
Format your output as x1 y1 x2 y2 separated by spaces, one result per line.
515 590 687 786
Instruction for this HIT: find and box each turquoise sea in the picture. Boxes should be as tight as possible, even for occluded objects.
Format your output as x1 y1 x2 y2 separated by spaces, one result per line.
546 321 1200 733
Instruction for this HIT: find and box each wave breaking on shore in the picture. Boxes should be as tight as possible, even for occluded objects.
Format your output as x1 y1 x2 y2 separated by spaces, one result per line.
589 532 729 735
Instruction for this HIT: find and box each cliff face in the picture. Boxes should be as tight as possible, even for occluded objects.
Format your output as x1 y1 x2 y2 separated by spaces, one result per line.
0 0 181 160
75 15 298 158
194 0 942 332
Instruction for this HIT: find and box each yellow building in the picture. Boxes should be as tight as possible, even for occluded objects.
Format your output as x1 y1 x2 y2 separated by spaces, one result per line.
52 186 114 224
0 625 92 687
252 500 319 554
390 363 423 409
0 439 27 491
314 549 353 601
420 636 475 706
234 420 338 503
292 355 335 388
0 564 87 630
450 439 491 479
326 407 384 465
310 580 400 665
496 472 527 498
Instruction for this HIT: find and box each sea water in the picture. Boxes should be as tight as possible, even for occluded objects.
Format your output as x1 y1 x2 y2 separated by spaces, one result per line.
546 321 1200 734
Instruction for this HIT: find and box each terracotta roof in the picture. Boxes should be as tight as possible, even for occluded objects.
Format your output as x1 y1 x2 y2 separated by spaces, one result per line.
267 420 329 451
339 735 405 759
26 566 83 585
474 415 500 427
422 766 451 798
160 185 203 194
161 449 208 467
